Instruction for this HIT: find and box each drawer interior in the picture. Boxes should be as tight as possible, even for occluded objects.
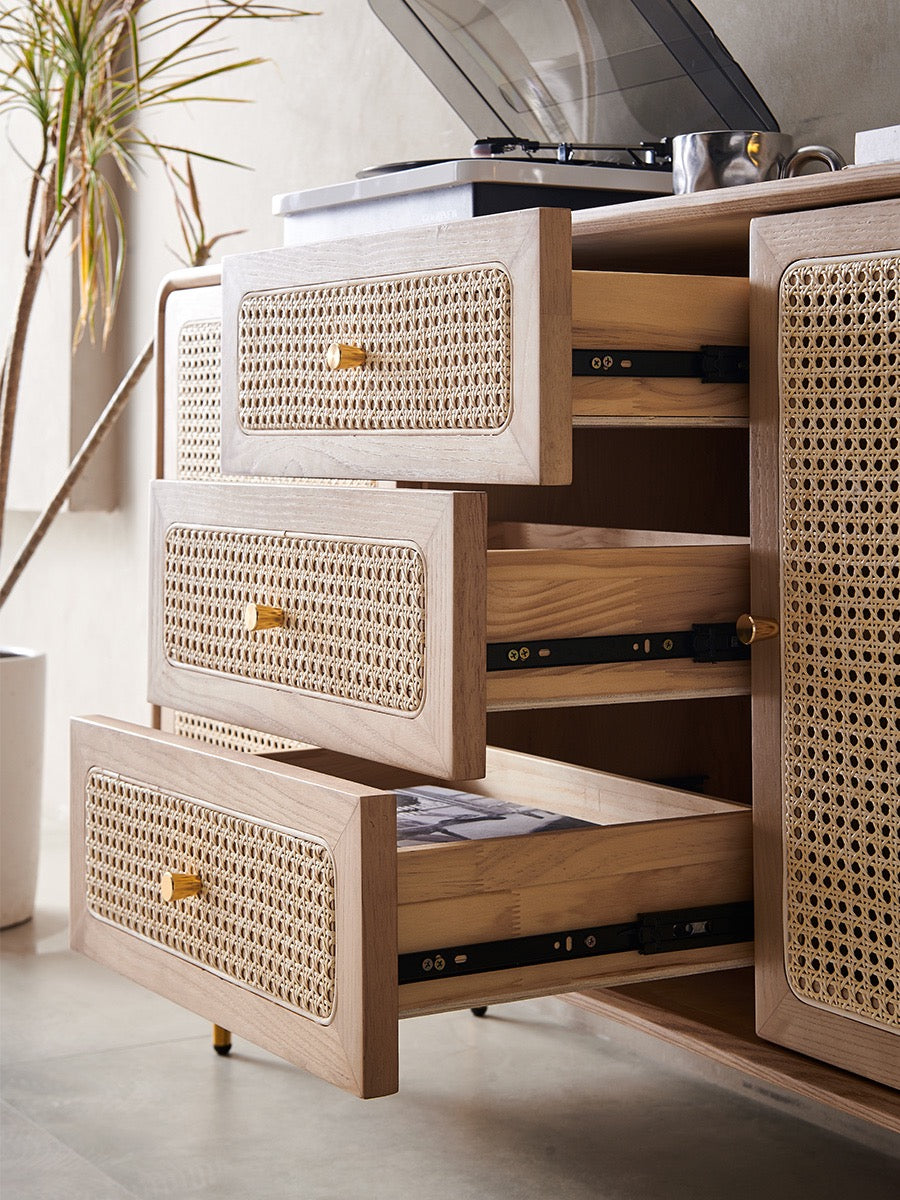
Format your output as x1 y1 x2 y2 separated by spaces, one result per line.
477 426 750 537
488 695 753 807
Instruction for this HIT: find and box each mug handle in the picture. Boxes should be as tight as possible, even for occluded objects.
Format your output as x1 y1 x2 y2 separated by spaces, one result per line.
782 145 845 177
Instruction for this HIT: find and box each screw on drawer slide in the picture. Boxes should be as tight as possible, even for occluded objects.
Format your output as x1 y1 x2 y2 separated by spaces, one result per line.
572 345 749 384
398 902 753 985
486 622 749 672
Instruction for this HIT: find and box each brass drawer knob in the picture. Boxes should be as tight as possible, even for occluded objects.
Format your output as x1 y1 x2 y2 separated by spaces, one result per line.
736 613 780 645
326 342 367 370
161 871 202 902
245 601 284 631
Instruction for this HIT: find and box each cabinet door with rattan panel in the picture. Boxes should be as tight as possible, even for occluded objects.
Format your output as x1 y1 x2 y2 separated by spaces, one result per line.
158 268 224 483
749 199 900 1089
71 717 752 1098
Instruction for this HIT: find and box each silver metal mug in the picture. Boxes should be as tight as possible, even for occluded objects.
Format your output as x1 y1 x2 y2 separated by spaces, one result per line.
672 131 844 194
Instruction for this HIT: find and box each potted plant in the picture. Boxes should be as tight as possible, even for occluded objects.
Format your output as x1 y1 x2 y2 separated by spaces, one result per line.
0 0 311 926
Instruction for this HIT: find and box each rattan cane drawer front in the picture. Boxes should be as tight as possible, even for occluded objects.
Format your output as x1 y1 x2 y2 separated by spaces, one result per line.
148 480 487 780
220 208 572 485
84 767 337 1021
162 524 427 716
237 267 513 433
70 716 399 1098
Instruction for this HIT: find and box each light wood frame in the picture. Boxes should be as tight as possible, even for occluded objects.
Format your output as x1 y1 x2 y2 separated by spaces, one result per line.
70 716 399 1098
156 267 223 483
750 199 900 1089
220 208 572 486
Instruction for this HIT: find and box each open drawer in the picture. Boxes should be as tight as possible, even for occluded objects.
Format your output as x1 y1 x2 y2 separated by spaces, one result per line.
218 210 749 486
220 208 572 486
71 716 753 1099
148 481 750 778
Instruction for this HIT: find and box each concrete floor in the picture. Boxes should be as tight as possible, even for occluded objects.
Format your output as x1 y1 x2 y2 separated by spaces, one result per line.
2 828 899 1200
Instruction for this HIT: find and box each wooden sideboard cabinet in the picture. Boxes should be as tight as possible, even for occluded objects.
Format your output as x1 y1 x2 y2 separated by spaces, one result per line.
72 164 899 1125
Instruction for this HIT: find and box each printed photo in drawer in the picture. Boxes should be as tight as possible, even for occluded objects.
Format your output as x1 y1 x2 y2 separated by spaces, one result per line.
395 786 597 847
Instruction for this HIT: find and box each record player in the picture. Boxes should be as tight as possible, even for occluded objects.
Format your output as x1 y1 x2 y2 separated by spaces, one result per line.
276 0 779 245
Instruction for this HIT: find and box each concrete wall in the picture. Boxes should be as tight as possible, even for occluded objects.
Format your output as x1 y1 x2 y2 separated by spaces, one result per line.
1 0 898 829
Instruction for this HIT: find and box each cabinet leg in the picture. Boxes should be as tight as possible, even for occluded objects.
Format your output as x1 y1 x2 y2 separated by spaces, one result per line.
470 1006 488 1018
212 1024 232 1056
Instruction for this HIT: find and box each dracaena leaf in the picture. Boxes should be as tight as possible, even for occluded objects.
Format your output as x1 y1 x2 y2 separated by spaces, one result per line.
55 70 75 211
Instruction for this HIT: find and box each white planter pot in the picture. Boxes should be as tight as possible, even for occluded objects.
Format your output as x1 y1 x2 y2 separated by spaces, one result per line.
0 647 46 929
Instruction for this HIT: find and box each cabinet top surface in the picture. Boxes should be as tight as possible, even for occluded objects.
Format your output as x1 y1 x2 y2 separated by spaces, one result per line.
570 163 900 273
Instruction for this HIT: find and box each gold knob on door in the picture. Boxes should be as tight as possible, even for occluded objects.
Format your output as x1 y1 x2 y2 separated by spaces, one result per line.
326 342 367 370
161 872 202 902
736 613 780 645
245 602 284 631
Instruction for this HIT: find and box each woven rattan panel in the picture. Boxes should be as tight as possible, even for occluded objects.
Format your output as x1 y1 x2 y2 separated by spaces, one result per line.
238 266 513 432
172 711 306 753
175 320 301 485
164 525 426 714
779 251 899 1031
177 319 226 480
84 769 336 1021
